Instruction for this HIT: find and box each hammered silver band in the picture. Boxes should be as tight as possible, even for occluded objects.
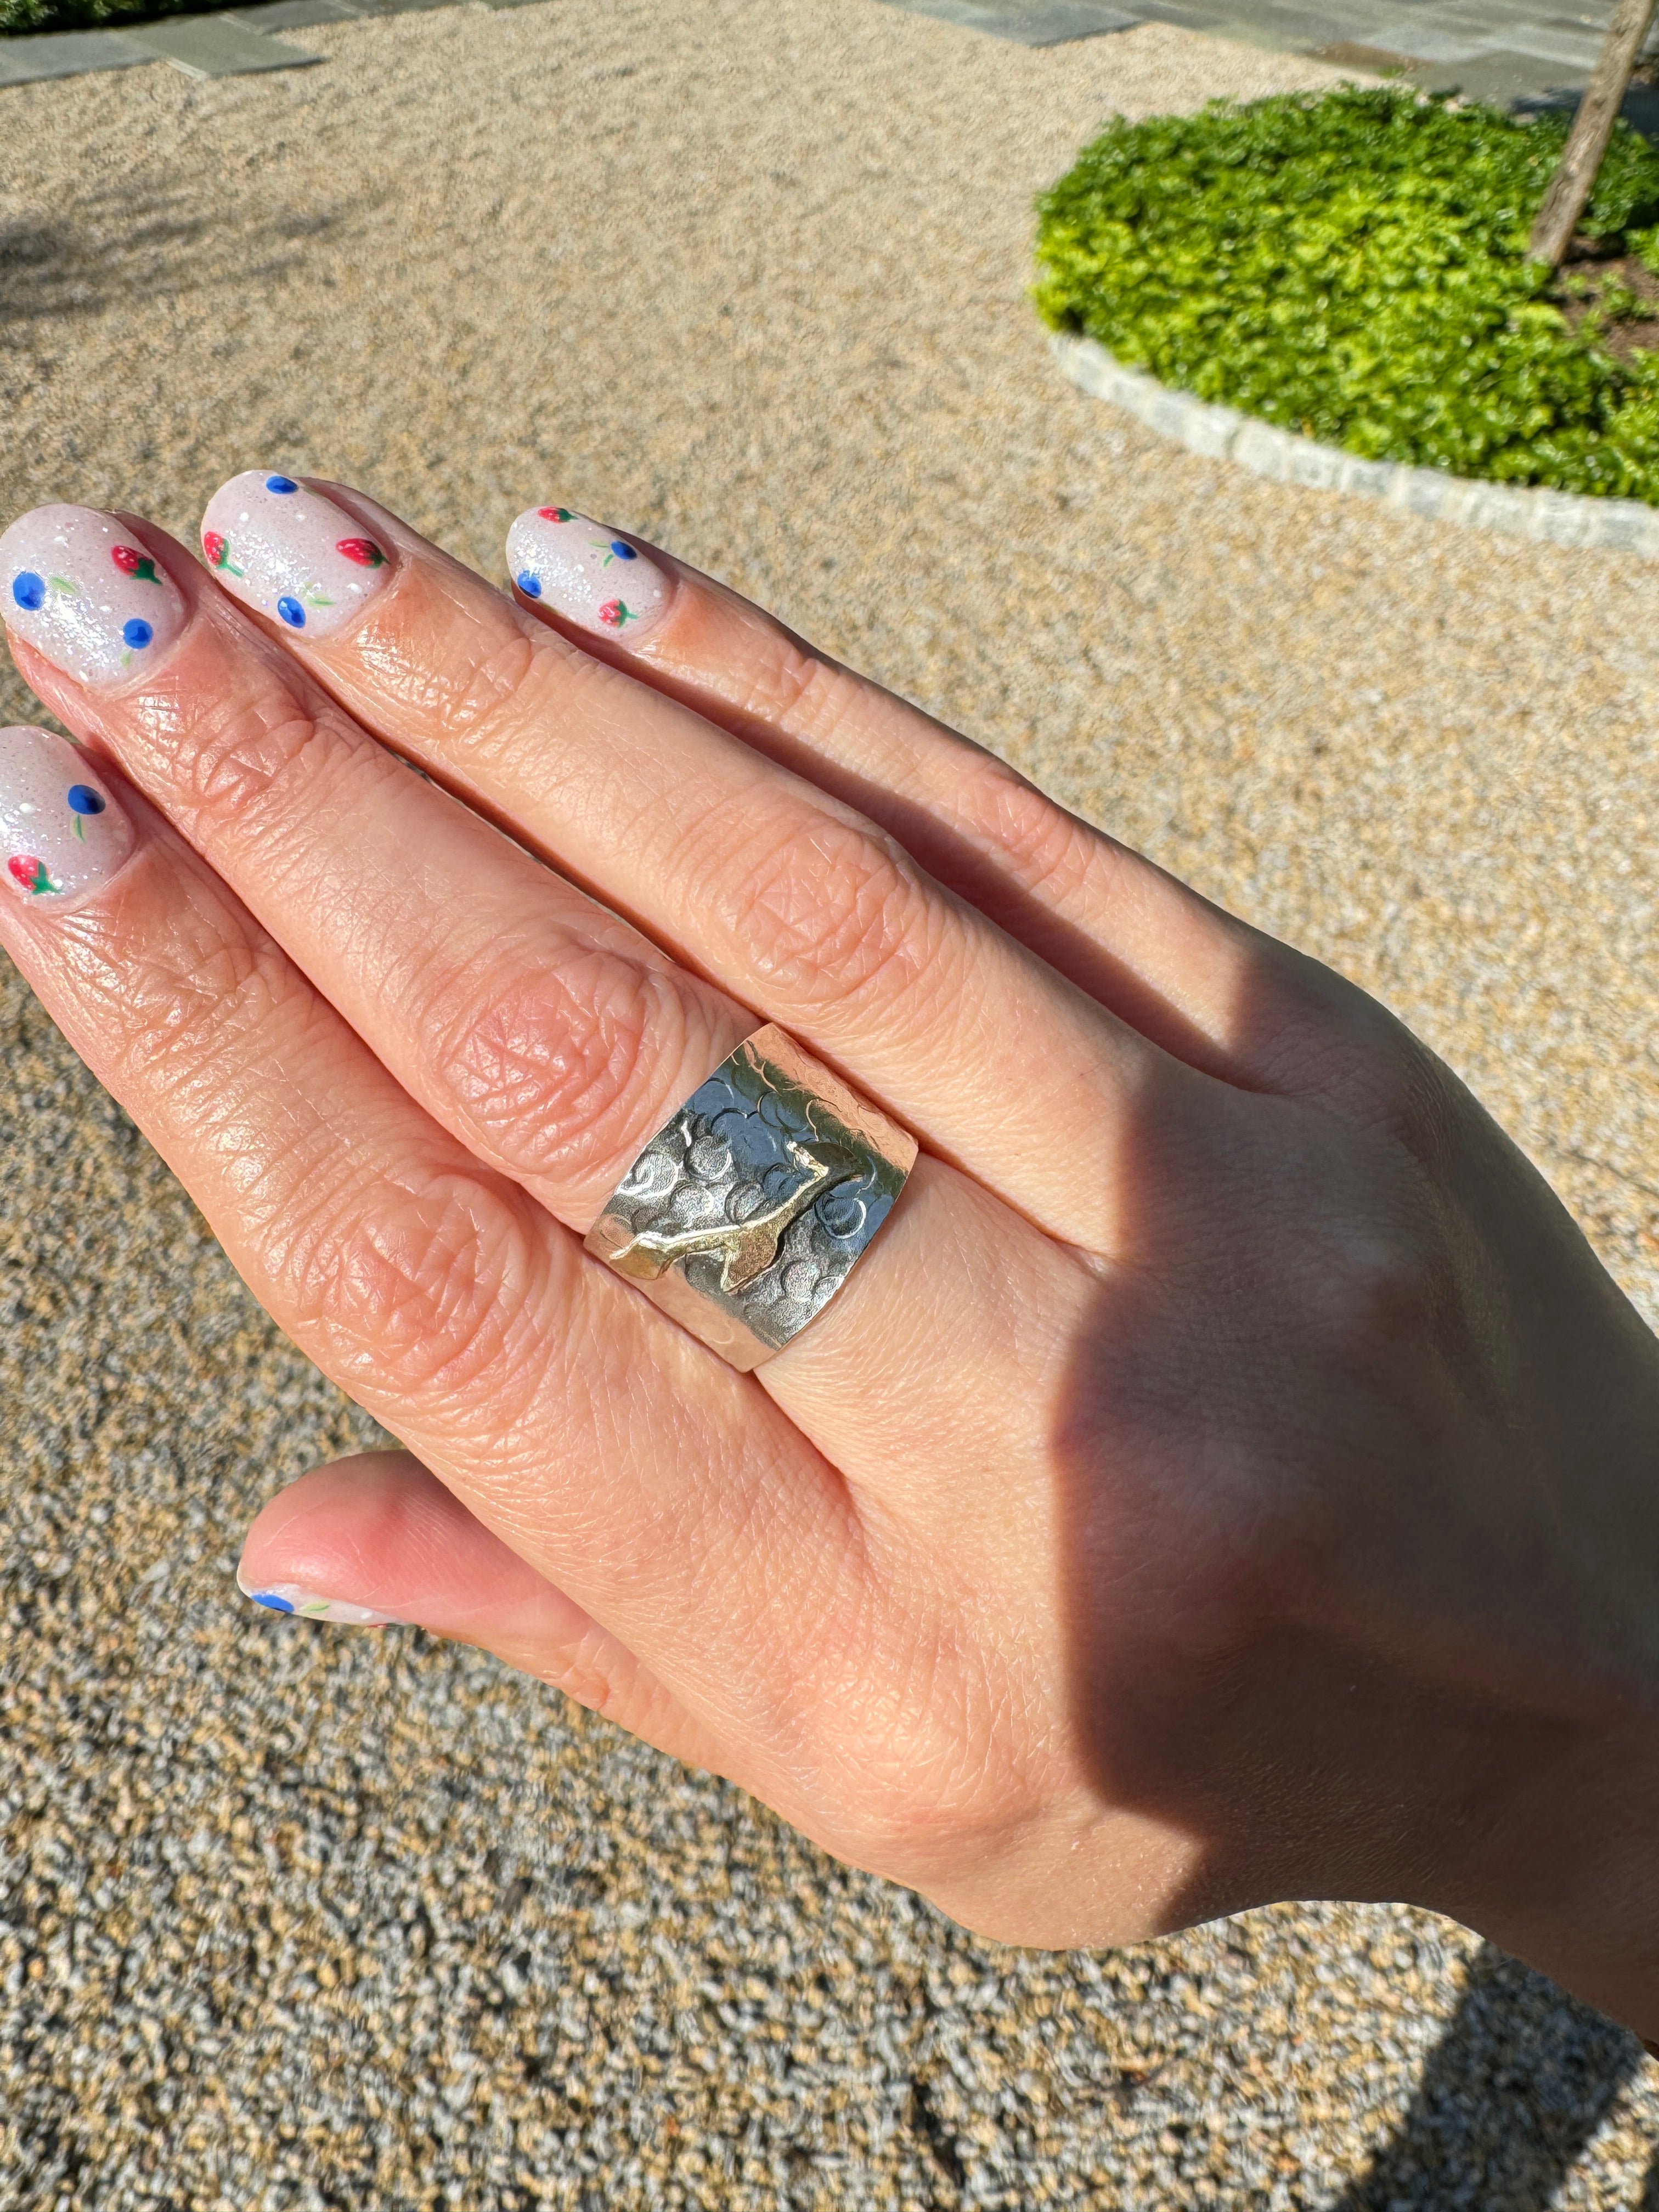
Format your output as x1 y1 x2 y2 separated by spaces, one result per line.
584 1024 918 1370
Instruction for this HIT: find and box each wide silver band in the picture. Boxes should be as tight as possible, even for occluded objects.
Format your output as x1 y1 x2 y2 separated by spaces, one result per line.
584 1024 918 1370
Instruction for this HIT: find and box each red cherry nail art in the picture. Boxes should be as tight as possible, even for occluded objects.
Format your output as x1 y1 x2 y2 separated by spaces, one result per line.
335 538 385 568
202 531 245 578
111 546 160 584
8 854 59 895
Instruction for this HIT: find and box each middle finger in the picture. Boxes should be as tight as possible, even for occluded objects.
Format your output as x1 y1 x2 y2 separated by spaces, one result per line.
193 472 1198 1250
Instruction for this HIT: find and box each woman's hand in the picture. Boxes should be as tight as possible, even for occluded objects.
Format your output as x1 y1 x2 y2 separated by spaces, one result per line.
3 482 1657 2033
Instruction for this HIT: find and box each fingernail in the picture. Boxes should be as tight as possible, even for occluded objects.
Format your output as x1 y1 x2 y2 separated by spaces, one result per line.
201 472 393 640
506 505 669 640
237 1571 400 1627
1 505 187 686
1 726 135 908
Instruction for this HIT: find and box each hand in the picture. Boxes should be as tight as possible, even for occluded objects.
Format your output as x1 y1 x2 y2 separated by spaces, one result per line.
3 484 1657 2033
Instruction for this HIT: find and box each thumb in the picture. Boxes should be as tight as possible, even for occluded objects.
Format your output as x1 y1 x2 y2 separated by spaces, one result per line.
236 1451 715 1764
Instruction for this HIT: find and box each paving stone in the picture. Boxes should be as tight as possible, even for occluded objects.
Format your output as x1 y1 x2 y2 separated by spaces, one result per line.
1228 2 1378 40
229 0 363 27
874 0 1141 37
1200 0 1404 42
1486 20 1605 58
0 26 150 82
1200 14 1325 44
1367 22 1494 55
877 0 1628 84
0 0 1630 93
125 13 319 70
1130 1 1232 24
349 0 474 14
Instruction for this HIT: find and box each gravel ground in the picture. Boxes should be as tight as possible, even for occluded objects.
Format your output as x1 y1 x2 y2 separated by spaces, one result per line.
4 1 1659 2204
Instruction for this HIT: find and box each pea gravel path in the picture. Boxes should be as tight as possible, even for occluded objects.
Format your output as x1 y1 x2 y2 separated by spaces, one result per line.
4 1 1659 2204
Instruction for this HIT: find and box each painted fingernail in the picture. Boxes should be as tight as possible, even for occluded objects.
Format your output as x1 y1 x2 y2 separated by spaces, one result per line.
1 726 135 909
200 472 393 640
237 1571 400 1627
506 505 669 640
1 505 187 686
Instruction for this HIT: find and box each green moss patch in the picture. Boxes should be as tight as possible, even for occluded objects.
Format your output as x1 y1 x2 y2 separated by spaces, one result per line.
1034 87 1659 502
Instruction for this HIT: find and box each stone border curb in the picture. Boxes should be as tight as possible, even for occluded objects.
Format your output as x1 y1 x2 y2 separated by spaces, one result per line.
1052 330 1659 555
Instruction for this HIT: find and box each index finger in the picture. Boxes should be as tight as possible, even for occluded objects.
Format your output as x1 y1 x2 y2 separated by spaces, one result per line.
0 720 857 1756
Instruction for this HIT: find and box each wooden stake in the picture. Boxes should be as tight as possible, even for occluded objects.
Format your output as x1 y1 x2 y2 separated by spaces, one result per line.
1528 0 1659 268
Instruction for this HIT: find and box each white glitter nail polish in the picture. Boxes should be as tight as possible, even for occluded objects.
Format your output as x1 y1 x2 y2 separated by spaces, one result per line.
1 505 187 687
506 505 670 640
237 1572 400 1627
0 725 135 909
200 471 393 641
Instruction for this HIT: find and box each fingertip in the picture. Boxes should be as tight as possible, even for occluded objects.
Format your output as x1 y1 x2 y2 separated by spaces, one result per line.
235 1449 580 1645
199 471 394 641
505 503 672 642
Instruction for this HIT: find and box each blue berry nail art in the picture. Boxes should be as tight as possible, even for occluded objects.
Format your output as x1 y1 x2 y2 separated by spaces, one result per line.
266 476 299 494
1 506 187 685
505 506 669 641
65 783 108 842
277 596 306 628
241 1577 398 1624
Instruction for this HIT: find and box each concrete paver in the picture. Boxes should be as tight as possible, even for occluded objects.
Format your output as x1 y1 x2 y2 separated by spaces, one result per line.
1 0 1647 96
123 12 317 71
0 25 150 80
883 0 1658 95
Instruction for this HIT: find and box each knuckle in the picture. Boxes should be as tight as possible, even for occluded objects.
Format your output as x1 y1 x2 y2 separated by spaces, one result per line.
1335 1006 1462 1165
959 757 1099 904
112 899 301 1088
737 635 855 732
173 685 354 831
1324 1222 1443 1367
718 803 944 1009
429 950 701 1187
1297 1127 1455 1377
431 622 541 744
431 622 611 759
279 1171 538 1401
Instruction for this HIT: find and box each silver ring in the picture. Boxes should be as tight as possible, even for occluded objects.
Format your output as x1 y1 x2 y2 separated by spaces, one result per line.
584 1024 918 1370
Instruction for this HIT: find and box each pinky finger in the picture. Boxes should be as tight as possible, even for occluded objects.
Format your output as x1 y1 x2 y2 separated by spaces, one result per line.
504 506 1353 1090
238 1451 721 1765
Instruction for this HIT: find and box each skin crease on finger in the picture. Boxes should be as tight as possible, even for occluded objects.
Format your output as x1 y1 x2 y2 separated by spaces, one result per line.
5 497 1659 2041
